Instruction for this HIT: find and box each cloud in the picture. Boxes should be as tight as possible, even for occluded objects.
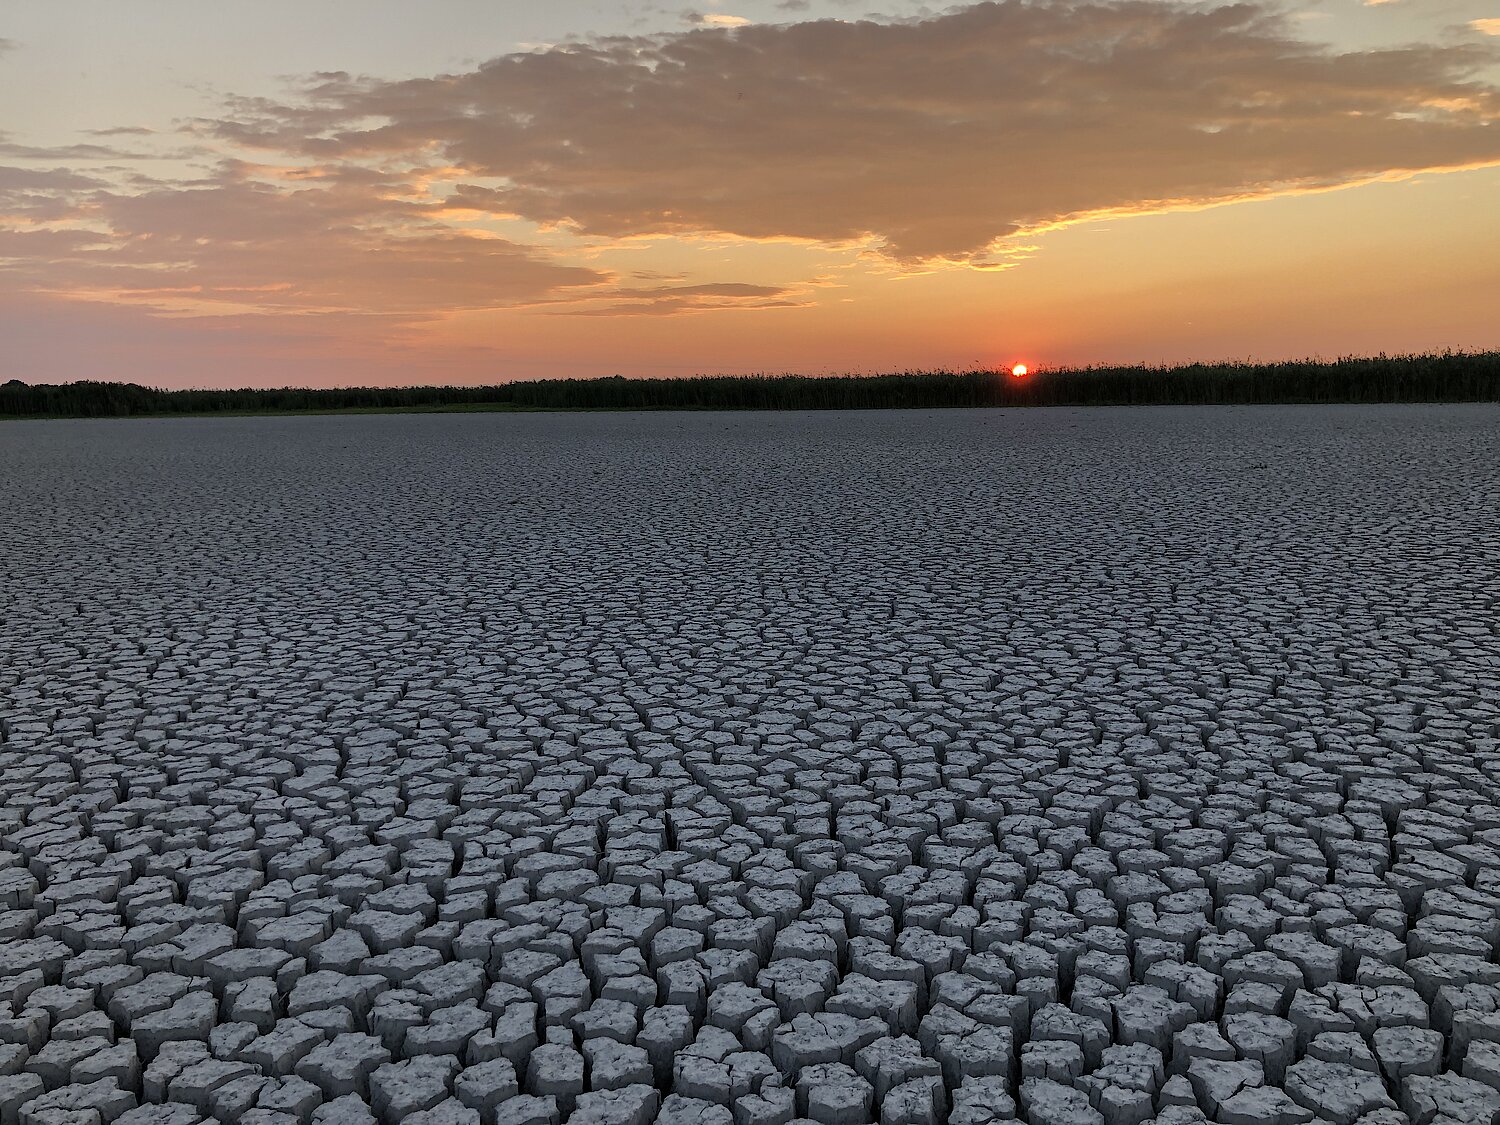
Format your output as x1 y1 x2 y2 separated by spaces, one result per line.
209 0 1500 260
686 12 754 27
557 281 808 316
0 153 803 327
0 129 207 167
0 164 107 195
0 38 17 57
1471 19 1500 35
0 139 161 161
0 163 111 223
0 161 611 317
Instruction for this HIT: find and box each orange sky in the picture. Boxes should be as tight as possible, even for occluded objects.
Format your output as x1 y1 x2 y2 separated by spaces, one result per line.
3 1 1499 387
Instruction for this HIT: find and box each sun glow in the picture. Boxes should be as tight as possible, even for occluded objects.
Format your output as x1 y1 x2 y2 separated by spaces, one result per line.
1011 363 1028 377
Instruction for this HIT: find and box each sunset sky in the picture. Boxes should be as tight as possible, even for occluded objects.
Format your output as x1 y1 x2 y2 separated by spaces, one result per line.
3 0 1498 387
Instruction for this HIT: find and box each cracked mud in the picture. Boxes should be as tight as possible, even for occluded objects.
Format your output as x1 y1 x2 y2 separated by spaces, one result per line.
2 405 1499 1125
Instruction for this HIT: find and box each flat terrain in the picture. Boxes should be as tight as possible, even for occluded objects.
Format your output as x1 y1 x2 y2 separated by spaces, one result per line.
2 405 1499 1125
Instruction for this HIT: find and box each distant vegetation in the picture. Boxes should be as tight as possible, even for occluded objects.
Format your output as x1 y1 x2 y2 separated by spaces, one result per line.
4 352 1498 418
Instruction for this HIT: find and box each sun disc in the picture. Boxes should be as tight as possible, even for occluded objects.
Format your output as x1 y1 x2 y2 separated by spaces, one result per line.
1011 364 1028 378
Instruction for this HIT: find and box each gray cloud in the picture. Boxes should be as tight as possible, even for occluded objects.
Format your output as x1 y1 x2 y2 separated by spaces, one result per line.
0 140 157 161
0 163 110 223
0 164 107 194
85 126 158 137
557 282 809 316
209 0 1500 259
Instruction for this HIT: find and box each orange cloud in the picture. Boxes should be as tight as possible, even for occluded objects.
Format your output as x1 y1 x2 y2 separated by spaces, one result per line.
210 1 1500 260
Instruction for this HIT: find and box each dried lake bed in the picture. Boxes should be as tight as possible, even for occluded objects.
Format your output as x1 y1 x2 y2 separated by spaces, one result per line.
2 405 1499 1125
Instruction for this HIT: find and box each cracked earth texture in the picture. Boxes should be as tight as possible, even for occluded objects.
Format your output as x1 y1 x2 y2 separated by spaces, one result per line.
2 405 1499 1125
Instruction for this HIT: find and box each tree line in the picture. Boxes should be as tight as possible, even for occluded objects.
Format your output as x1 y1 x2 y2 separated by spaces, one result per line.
4 352 1498 418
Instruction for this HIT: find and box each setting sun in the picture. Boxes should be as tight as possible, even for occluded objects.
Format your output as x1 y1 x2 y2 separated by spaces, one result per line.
1011 364 1029 378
